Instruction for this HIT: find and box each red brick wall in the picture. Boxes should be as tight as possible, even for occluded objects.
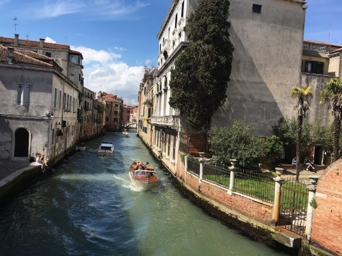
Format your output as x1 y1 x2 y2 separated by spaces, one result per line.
312 159 342 255
177 156 273 225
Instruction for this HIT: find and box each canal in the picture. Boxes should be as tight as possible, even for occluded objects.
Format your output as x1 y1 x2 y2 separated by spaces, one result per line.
0 132 289 256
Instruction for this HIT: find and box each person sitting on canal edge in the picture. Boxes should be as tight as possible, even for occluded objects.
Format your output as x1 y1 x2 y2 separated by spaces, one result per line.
291 157 297 167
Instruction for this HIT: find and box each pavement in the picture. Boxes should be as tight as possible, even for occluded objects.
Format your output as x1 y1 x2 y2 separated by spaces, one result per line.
0 159 39 181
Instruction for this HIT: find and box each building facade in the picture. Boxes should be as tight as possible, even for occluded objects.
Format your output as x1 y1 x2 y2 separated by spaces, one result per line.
138 68 156 146
147 0 307 174
101 92 124 132
0 44 79 162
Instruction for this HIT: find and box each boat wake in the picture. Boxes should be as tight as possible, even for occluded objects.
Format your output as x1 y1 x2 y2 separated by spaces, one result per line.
112 175 142 192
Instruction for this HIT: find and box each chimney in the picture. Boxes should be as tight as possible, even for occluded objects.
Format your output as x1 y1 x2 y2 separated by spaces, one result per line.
14 34 19 46
39 38 45 48
8 47 14 64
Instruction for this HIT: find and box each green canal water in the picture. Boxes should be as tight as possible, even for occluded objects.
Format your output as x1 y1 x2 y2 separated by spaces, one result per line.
0 132 290 255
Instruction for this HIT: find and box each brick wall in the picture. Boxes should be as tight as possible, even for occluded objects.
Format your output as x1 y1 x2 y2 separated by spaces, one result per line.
312 159 342 255
177 156 273 226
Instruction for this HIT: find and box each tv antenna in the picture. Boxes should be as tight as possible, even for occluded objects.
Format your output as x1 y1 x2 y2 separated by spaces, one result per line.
26 35 29 40
13 17 18 32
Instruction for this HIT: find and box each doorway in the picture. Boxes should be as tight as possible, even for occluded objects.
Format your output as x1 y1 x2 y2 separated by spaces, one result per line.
14 128 29 157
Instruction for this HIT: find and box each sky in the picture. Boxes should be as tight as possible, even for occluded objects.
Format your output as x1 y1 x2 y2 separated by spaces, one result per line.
0 0 341 105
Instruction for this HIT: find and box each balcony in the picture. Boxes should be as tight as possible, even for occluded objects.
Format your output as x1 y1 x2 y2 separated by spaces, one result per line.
150 115 180 128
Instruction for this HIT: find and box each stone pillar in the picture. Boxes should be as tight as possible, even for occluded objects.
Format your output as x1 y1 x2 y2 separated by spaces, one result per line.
305 176 319 241
228 159 237 195
272 168 284 222
199 158 204 183
185 155 188 183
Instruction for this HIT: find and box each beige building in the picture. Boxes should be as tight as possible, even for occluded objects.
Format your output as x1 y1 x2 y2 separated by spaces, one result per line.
138 67 156 146
147 0 307 174
0 44 79 162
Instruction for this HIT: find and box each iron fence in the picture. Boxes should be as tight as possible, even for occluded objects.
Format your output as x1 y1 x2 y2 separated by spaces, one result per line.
278 177 308 236
187 156 200 175
202 161 275 203
203 163 230 187
234 169 275 203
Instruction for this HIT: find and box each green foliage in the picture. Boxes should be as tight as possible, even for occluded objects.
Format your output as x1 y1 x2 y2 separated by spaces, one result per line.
319 77 342 161
169 0 233 130
263 135 284 158
310 198 318 209
208 121 264 168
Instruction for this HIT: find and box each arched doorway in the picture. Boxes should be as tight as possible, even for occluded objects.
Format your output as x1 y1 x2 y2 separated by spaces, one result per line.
14 128 29 157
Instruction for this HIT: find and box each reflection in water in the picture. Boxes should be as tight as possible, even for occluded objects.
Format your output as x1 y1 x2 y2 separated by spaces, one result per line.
0 132 289 256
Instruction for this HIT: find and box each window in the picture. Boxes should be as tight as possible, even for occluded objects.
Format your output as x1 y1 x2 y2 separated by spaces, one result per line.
63 93 66 110
253 4 262 13
114 111 118 115
114 118 118 122
45 52 51 57
106 117 109 122
115 104 118 108
175 14 178 28
304 61 324 74
73 98 75 112
17 84 30 106
70 55 79 64
54 88 57 108
58 90 62 108
181 1 184 17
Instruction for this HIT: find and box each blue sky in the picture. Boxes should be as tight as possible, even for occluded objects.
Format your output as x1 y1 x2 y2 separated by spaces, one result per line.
0 0 341 105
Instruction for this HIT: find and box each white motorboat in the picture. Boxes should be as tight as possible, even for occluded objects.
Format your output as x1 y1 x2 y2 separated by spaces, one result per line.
98 142 114 156
122 131 129 137
75 142 86 151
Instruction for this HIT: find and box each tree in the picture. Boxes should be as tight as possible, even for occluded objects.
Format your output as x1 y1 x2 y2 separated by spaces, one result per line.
319 77 342 161
169 0 234 130
208 121 264 168
290 86 313 181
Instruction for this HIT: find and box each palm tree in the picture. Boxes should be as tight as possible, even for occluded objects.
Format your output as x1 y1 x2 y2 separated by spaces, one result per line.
290 86 313 181
319 78 342 162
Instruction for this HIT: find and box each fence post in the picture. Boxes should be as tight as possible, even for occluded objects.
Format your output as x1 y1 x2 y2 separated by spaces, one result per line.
228 159 237 195
199 158 204 183
185 155 188 183
272 168 284 223
305 176 318 241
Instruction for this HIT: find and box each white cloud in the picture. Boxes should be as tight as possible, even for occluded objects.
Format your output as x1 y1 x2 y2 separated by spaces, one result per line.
72 45 121 65
22 0 149 20
29 0 84 18
45 37 56 43
73 45 144 105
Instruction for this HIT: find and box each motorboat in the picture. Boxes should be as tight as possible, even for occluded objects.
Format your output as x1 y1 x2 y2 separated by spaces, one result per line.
122 130 129 137
129 162 158 190
98 142 114 156
75 142 86 151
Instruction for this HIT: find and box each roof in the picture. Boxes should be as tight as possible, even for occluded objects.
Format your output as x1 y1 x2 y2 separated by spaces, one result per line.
0 36 69 50
102 93 123 103
0 35 83 58
304 39 342 48
331 48 342 54
0 44 53 67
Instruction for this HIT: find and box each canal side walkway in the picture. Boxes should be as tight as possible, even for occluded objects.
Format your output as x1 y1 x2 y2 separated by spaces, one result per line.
0 159 42 206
